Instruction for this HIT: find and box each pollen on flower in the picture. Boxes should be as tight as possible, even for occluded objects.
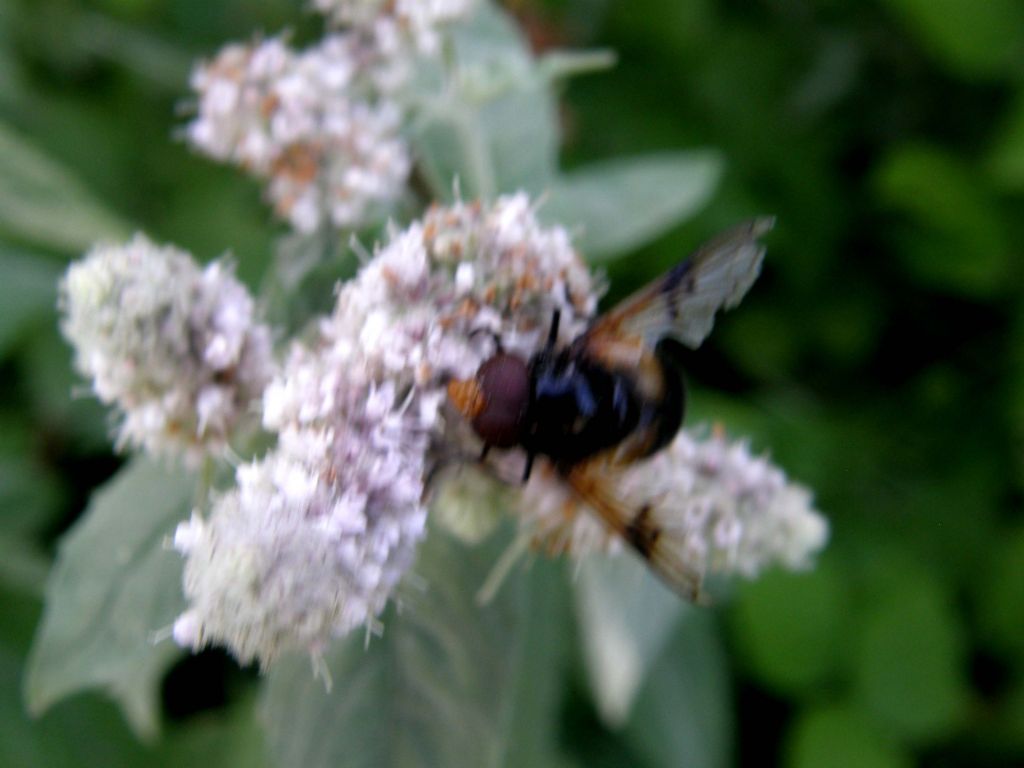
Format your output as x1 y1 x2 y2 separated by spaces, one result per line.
59 235 274 465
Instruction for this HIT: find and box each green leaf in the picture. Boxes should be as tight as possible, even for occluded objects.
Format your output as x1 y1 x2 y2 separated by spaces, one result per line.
730 560 848 697
784 705 912 768
68 12 193 91
540 152 722 262
880 0 1024 78
0 586 155 768
573 554 684 726
988 93 1024 191
411 2 558 200
625 611 733 768
502 559 574 768
852 554 969 743
0 247 62 357
261 527 544 768
1 643 156 768
25 458 194 739
452 2 558 195
0 121 130 253
158 701 271 768
20 323 110 452
537 50 617 82
975 525 1024 660
0 419 66 539
874 144 1010 296
412 115 471 200
0 534 50 598
0 583 45 654
262 228 361 336
989 680 1024 753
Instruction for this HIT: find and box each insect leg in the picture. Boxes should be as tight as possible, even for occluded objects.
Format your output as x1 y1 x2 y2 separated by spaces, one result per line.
522 451 536 483
545 309 561 351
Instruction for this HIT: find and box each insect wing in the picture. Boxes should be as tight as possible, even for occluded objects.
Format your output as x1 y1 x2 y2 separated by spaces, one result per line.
578 217 773 367
566 461 705 602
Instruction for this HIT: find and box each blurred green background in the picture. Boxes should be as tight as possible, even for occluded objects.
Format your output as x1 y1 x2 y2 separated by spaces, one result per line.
2 0 1023 766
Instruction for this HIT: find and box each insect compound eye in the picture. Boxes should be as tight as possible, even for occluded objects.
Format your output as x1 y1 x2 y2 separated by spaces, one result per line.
471 352 530 448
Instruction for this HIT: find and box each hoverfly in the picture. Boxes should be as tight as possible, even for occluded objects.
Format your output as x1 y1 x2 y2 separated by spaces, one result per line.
447 218 774 600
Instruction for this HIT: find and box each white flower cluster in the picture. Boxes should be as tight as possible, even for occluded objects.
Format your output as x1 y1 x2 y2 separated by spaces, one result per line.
312 0 477 53
59 235 274 465
519 428 829 584
172 193 596 665
187 0 478 234
187 35 410 233
172 384 431 667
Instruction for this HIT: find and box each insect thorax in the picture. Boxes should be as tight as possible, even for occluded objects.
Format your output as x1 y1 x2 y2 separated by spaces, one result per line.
522 350 643 468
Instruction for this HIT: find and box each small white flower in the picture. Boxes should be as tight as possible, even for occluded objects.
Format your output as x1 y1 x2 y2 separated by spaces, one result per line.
59 235 274 464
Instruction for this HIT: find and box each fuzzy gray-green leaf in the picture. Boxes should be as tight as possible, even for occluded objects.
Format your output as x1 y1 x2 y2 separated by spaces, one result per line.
24 458 193 739
541 151 723 261
625 612 733 768
410 2 558 200
0 122 130 253
261 527 540 768
574 554 684 726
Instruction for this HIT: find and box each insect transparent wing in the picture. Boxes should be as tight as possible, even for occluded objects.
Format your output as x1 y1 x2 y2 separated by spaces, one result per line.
581 217 773 356
566 462 706 602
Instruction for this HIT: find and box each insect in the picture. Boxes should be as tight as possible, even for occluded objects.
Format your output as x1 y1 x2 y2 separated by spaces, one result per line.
446 218 774 600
